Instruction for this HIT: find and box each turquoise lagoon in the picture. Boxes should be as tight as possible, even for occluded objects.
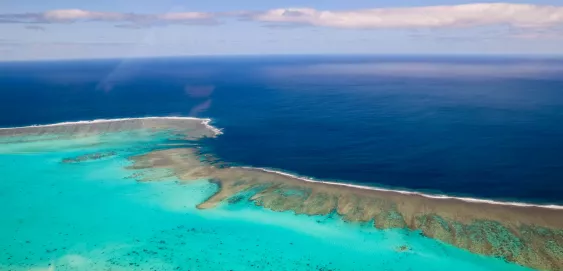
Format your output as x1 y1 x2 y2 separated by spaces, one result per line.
0 129 533 271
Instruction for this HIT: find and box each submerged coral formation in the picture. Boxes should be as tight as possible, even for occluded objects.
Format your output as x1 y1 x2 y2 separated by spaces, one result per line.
62 151 117 163
129 148 563 271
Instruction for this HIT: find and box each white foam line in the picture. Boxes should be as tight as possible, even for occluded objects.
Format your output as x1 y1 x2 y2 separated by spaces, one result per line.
0 116 223 136
238 166 563 210
2 117 560 210
200 118 224 136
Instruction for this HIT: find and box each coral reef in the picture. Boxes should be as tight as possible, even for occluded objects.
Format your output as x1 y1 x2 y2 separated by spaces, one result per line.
128 148 563 270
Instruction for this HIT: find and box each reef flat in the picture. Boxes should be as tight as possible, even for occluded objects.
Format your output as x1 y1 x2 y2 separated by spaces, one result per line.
129 147 563 271
2 117 561 270
0 117 218 140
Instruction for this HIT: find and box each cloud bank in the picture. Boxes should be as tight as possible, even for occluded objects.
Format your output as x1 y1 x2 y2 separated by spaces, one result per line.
1 3 563 30
0 9 217 27
245 3 563 29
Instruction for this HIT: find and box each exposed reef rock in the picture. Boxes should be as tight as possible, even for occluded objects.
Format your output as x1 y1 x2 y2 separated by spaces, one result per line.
396 245 411 252
129 148 563 271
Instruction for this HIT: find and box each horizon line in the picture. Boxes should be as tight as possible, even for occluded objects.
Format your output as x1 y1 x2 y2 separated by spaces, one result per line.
3 52 563 63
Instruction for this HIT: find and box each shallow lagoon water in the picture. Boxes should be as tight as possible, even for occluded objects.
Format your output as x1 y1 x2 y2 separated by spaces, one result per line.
0 130 532 270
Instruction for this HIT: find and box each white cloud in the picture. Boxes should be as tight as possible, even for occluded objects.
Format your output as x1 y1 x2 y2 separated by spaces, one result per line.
245 3 563 29
43 9 125 22
158 12 213 21
0 9 217 27
2 4 563 31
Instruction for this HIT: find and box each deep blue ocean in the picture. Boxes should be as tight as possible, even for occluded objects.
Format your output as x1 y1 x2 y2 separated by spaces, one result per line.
1 55 563 204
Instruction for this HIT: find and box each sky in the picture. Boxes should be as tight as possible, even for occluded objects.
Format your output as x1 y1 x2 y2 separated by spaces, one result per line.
1 0 563 60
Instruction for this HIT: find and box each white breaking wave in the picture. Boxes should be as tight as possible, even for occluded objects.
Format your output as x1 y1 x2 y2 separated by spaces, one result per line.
200 119 224 136
0 116 224 136
238 167 563 210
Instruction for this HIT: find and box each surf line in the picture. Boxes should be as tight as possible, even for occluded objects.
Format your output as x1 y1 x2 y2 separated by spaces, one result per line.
2 116 561 210
0 116 224 136
238 166 563 210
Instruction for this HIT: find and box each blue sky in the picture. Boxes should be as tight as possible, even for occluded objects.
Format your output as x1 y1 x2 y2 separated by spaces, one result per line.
1 0 563 60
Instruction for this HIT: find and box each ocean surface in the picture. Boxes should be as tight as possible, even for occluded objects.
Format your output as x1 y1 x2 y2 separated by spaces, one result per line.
1 55 563 204
1 56 562 270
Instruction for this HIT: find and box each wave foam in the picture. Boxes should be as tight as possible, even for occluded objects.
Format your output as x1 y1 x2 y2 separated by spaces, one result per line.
0 116 223 136
238 167 563 210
